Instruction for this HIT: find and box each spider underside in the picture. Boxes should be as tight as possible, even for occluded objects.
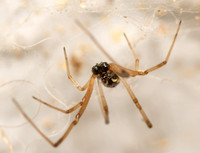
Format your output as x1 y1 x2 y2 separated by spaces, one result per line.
13 20 182 147
92 62 120 88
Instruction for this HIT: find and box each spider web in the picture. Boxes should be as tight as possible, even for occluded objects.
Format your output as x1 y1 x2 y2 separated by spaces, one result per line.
0 0 200 153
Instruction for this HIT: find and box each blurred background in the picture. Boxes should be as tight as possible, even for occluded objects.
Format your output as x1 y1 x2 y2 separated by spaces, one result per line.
0 0 200 153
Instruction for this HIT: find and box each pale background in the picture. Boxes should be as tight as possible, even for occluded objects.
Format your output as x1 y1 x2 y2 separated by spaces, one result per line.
0 0 200 153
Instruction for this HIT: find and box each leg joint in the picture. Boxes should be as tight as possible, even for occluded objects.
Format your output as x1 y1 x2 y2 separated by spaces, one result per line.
163 61 167 65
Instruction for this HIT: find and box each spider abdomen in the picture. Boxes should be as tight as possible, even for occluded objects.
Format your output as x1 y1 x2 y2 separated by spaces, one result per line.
100 70 120 88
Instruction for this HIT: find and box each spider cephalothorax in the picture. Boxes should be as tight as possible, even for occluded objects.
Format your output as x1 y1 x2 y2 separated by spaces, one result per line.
92 62 120 88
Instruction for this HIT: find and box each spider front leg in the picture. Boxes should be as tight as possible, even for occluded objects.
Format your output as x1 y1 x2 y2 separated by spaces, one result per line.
97 79 109 124
75 20 117 64
139 20 182 75
119 77 152 128
32 96 83 113
123 33 139 71
13 75 96 147
63 47 89 91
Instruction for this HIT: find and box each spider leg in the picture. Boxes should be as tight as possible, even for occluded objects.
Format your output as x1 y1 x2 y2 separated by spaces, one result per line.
110 20 181 77
63 47 89 91
75 20 133 77
119 77 152 128
32 96 83 114
75 20 117 64
123 33 139 71
13 75 96 147
109 63 137 77
97 79 109 124
139 20 182 75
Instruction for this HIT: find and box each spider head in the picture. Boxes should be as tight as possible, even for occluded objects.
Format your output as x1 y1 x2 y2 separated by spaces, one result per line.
92 62 110 76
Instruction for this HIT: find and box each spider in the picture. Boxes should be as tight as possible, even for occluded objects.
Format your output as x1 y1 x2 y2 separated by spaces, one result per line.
13 20 182 147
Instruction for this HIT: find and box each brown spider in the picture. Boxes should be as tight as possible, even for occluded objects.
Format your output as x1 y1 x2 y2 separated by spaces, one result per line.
13 20 182 147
